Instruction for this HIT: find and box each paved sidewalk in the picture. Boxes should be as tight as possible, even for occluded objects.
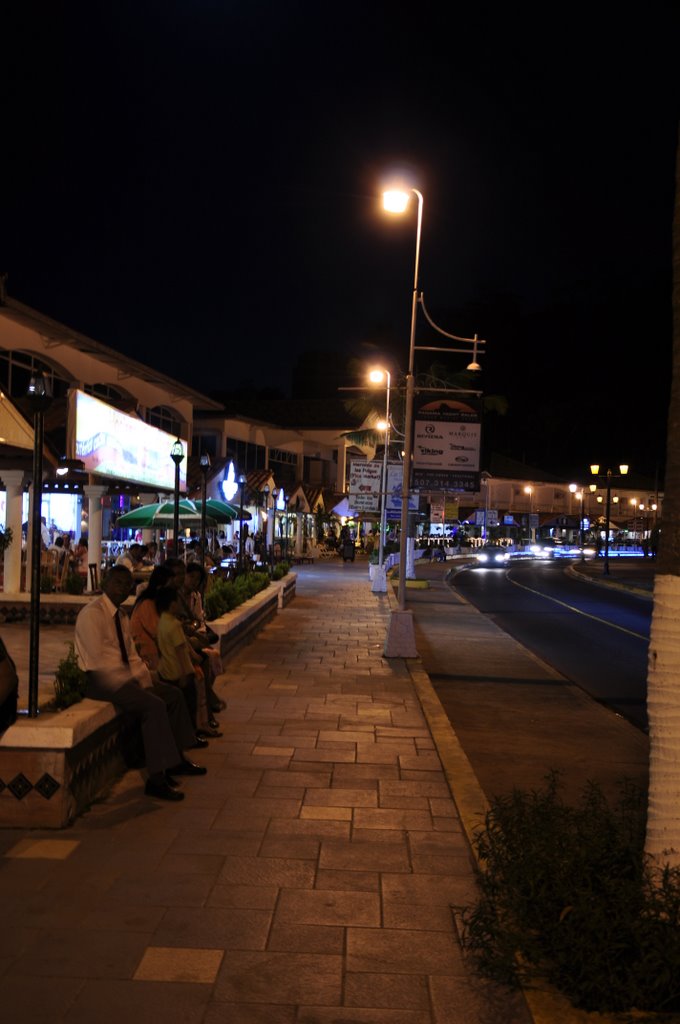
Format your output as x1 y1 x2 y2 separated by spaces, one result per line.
0 560 531 1024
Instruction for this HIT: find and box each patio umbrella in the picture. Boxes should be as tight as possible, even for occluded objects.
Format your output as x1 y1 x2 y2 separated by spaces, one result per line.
115 499 218 529
193 498 251 523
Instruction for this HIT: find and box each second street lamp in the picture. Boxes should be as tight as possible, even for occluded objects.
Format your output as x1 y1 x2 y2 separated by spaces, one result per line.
170 439 184 557
369 367 391 594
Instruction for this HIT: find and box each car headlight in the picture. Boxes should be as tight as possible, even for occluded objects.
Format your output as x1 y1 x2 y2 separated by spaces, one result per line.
494 552 508 562
476 552 489 562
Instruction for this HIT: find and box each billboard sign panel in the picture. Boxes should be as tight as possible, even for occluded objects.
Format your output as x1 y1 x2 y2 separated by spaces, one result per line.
412 395 481 493
71 389 187 490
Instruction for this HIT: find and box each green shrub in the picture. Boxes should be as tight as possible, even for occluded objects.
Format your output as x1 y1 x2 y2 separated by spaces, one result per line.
204 571 270 620
53 643 86 708
459 773 680 1013
272 561 290 580
62 571 85 595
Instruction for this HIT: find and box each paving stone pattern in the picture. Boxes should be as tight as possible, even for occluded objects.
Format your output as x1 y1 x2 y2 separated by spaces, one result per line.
0 560 531 1023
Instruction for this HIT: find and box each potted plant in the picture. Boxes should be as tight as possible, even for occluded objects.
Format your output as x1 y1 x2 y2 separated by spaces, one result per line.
53 643 86 708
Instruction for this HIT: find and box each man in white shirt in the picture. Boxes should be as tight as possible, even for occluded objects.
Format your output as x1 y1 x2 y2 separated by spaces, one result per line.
74 564 206 801
115 543 144 573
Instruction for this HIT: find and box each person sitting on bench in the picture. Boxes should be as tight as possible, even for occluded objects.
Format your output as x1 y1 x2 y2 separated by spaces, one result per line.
74 565 206 802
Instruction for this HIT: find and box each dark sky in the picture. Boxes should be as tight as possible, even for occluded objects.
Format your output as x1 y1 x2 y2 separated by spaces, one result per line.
3 3 678 480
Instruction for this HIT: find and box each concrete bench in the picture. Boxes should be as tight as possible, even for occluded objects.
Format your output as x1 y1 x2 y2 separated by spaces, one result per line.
0 573 296 828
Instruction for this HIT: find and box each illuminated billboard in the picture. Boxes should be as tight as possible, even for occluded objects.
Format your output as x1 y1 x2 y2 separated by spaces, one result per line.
70 390 187 490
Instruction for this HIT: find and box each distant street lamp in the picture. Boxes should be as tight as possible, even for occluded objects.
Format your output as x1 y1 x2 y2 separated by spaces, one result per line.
590 464 629 575
25 372 53 718
524 485 534 543
270 489 278 569
569 483 586 562
170 439 184 558
199 452 211 567
369 367 391 592
237 473 247 570
262 485 270 564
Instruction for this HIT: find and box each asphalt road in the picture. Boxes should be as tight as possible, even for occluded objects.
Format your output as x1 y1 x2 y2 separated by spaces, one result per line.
451 559 651 732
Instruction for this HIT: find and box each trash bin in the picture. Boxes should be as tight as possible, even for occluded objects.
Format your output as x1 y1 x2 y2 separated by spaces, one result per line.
342 541 356 562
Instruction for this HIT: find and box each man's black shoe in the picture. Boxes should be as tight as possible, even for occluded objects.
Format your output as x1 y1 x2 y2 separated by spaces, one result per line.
168 759 207 777
164 773 181 788
208 716 220 730
145 779 185 801
189 736 209 749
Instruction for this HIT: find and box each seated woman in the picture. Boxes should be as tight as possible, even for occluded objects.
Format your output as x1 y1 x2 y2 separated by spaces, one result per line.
130 567 220 738
177 562 225 713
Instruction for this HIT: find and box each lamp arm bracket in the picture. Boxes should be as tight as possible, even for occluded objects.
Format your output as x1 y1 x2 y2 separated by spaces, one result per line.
418 295 486 351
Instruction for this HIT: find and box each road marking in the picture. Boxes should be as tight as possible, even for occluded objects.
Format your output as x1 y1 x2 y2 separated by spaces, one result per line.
507 571 648 641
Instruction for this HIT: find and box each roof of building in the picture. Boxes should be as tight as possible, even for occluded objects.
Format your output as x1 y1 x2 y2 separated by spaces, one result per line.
0 296 223 411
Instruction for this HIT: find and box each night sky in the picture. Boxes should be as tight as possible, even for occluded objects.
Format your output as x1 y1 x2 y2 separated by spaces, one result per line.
3 3 678 481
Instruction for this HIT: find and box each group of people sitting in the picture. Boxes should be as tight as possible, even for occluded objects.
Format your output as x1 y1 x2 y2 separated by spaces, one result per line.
74 558 225 802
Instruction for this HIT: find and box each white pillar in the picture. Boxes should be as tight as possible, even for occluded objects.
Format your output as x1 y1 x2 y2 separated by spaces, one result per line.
2 471 26 593
84 484 108 591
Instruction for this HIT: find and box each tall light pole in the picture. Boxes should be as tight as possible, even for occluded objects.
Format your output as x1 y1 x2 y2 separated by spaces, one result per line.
199 452 211 567
369 367 391 592
170 439 184 558
383 188 423 623
524 485 534 544
262 484 270 565
25 372 52 718
590 464 629 575
272 488 279 563
237 473 247 571
569 483 586 562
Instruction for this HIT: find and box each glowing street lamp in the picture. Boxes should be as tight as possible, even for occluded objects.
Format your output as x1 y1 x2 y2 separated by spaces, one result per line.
382 187 423 625
524 485 534 543
569 483 586 561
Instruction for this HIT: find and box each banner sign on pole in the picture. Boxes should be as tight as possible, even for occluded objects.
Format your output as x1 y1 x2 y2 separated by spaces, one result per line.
348 462 381 513
412 395 481 493
386 463 419 518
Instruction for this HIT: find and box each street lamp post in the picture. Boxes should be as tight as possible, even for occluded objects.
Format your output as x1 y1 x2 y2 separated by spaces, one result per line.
237 474 247 571
272 488 279 564
262 485 270 565
170 439 184 558
369 368 391 592
590 464 629 575
383 188 423 627
569 483 586 562
522 485 532 548
25 372 52 718
199 452 211 567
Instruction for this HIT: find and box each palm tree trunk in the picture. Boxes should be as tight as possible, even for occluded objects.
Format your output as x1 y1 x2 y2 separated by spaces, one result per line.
645 130 680 865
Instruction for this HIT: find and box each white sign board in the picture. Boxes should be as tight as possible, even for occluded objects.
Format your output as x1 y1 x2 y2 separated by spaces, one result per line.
348 462 382 512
